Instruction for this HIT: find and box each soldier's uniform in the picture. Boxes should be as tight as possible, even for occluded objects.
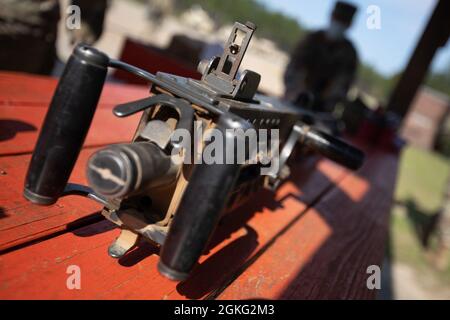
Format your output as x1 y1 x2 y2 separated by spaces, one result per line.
0 0 107 75
0 0 60 74
284 1 358 113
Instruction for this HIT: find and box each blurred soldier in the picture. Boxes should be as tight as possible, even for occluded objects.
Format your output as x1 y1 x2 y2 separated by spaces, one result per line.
284 1 358 113
0 0 108 75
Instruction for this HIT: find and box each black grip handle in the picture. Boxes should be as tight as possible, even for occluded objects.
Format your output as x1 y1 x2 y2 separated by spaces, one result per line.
158 115 252 281
24 45 109 205
299 126 365 170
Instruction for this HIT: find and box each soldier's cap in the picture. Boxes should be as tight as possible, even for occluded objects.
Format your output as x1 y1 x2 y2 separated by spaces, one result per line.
332 1 358 25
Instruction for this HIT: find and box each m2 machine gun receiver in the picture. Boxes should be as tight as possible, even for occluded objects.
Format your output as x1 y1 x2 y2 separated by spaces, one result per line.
23 22 364 281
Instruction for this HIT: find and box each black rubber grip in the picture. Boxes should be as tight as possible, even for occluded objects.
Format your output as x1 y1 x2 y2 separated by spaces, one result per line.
158 114 252 281
24 45 109 205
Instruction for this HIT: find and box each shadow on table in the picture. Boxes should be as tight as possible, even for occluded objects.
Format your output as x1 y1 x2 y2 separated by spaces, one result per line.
119 240 160 267
0 207 8 219
63 156 328 298
64 149 392 300
175 155 366 299
398 198 442 248
378 198 443 300
0 119 36 142
274 150 398 299
69 213 116 237
177 226 259 299
172 157 318 298
68 212 161 267
179 148 397 299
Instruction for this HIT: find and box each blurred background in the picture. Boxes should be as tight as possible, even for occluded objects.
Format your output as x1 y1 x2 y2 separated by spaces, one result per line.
1 0 449 299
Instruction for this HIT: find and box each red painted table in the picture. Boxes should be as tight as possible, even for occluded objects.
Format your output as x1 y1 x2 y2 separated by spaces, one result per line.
0 72 398 299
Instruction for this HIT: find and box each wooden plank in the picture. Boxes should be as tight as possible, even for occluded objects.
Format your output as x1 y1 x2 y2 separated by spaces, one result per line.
217 149 398 299
0 106 141 156
0 71 149 156
0 148 103 251
0 72 150 108
0 70 389 300
0 71 147 248
0 158 347 299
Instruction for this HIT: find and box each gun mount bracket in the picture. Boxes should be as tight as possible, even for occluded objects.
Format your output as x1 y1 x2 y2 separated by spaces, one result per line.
108 228 140 259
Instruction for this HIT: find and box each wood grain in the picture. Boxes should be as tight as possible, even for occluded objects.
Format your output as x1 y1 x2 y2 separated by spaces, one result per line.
0 71 397 300
0 158 346 299
0 72 148 156
217 149 398 299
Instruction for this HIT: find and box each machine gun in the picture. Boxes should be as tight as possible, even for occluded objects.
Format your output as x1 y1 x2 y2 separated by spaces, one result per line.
23 22 364 281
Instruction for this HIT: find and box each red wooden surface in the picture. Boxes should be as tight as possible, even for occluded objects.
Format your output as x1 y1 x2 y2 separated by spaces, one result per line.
218 150 398 299
0 72 147 156
113 39 201 85
0 72 398 299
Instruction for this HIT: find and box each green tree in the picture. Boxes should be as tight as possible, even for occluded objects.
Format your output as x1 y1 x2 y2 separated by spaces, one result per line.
174 1 450 103
426 61 450 97
175 0 305 51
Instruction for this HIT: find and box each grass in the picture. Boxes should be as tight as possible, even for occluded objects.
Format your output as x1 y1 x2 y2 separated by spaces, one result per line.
395 147 449 211
391 146 450 288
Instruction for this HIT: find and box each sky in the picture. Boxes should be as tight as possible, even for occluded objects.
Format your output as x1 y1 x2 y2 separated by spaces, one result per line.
259 0 450 77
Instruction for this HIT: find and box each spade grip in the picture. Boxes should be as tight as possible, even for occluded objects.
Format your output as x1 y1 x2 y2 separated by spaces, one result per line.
24 45 109 205
158 115 252 281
